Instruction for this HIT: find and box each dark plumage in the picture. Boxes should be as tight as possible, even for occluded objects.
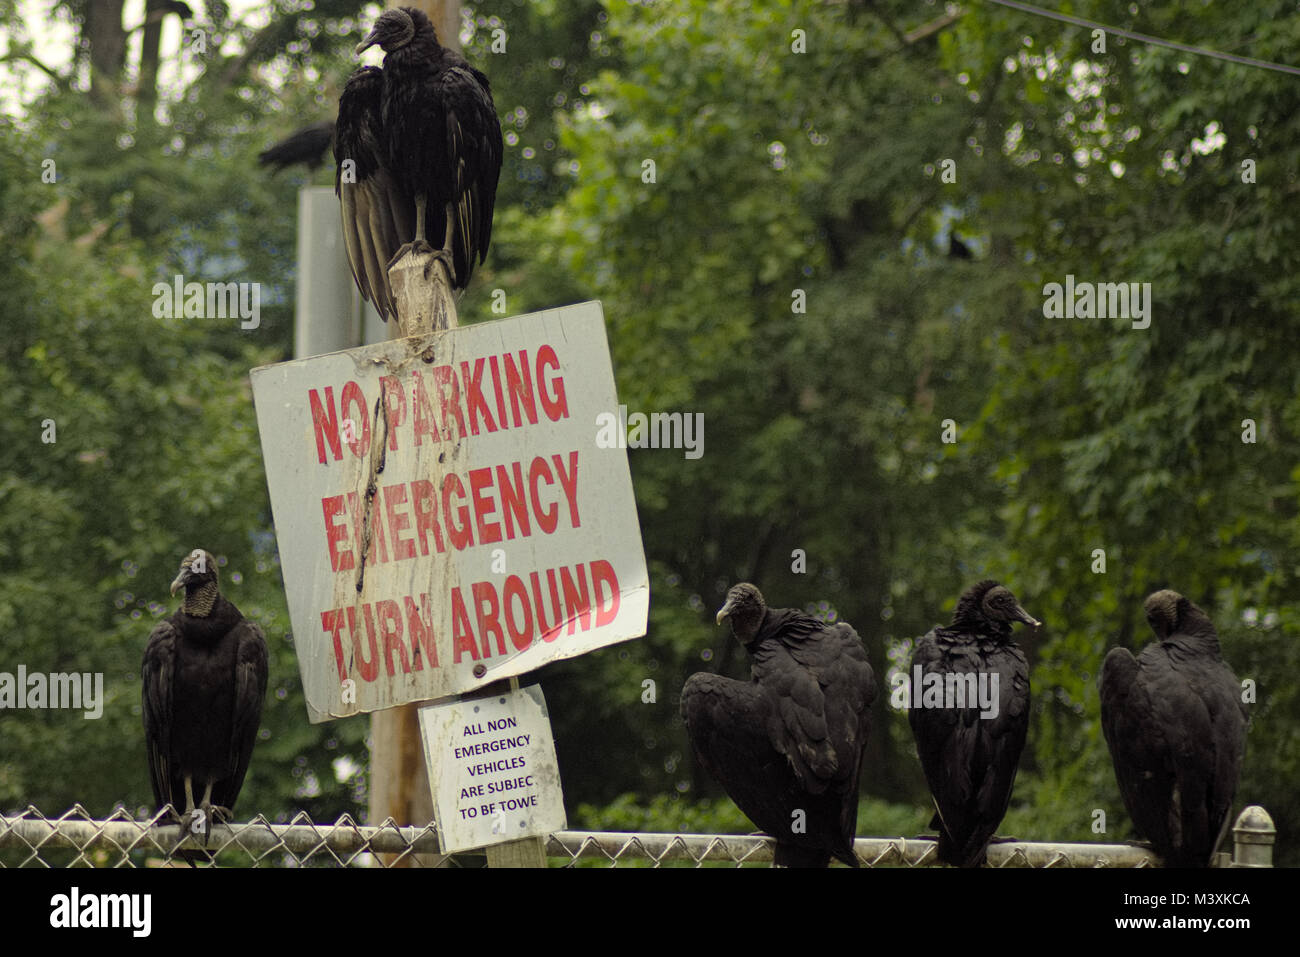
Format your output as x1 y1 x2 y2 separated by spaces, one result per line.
142 549 268 843
258 121 336 172
336 7 503 320
681 583 876 867
1099 590 1248 867
909 580 1039 867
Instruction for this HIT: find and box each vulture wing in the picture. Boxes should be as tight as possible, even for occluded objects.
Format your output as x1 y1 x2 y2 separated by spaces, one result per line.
335 67 409 322
681 674 799 845
215 620 269 812
142 620 179 814
1100 646 1181 856
439 64 503 290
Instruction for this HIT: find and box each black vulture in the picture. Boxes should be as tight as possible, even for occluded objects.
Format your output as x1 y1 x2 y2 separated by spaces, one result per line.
335 66 409 323
1099 590 1248 867
142 549 268 843
681 583 876 867
908 580 1039 867
258 121 336 173
336 6 503 321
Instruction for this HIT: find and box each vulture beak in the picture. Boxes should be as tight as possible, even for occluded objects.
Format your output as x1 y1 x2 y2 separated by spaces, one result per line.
355 30 379 55
715 599 735 627
1014 604 1041 628
169 568 189 597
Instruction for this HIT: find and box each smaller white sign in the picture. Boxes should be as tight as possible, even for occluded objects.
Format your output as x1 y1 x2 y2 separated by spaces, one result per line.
418 685 566 854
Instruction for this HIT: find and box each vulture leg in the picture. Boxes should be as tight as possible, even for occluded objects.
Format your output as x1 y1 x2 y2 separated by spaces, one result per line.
198 779 216 843
385 191 455 284
178 775 205 841
437 200 461 286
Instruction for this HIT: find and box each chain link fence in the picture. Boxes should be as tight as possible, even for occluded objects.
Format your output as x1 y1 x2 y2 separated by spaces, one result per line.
0 804 1274 868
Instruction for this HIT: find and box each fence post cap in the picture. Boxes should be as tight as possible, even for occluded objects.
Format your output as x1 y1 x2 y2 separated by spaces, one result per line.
1233 805 1275 843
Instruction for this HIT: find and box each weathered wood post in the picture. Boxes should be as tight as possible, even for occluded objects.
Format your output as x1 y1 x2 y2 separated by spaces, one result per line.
371 244 547 868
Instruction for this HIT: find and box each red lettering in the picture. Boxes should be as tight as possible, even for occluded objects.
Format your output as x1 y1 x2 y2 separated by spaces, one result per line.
529 457 557 534
410 479 445 556
405 595 438 670
503 575 533 650
341 381 371 457
496 462 530 539
560 564 591 634
503 351 538 427
473 581 506 657
384 484 416 561
323 609 347 681
536 345 568 421
591 560 620 626
451 588 478 663
376 599 407 676
381 376 407 451
322 495 353 571
309 387 343 464
530 570 563 643
348 605 378 682
443 474 473 550
410 371 441 446
461 358 498 435
469 467 502 544
432 365 467 439
552 451 580 528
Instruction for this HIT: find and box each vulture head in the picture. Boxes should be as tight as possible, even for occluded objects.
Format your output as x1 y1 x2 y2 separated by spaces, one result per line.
355 7 421 55
716 582 766 644
1143 588 1218 641
954 580 1040 631
170 548 220 617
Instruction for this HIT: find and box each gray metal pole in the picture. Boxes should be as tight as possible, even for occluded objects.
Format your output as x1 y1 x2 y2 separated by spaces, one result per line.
294 186 357 359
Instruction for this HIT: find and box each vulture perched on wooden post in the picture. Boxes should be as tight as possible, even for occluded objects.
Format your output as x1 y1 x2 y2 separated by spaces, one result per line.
335 6 503 321
142 549 268 845
908 580 1039 867
681 583 876 867
1099 590 1248 867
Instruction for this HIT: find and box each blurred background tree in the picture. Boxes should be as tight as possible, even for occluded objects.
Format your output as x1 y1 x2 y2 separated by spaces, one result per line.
1 0 1295 863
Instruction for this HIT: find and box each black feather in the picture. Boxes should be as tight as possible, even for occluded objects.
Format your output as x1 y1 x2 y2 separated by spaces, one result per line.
909 580 1036 867
258 121 336 172
682 584 876 867
1099 590 1248 867
337 7 503 319
142 550 268 856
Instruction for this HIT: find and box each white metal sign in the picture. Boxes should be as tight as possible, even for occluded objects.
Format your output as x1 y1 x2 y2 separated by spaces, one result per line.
418 685 565 853
250 302 649 722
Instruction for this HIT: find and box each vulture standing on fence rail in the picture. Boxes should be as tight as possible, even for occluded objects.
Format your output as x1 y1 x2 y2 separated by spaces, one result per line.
1099 590 1248 867
681 583 877 867
335 6 503 321
142 549 268 844
909 580 1039 867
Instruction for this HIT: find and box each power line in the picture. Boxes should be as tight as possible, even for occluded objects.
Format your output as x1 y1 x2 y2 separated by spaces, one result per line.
983 0 1300 77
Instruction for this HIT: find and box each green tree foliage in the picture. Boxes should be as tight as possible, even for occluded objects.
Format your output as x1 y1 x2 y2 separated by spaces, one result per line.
2 0 1296 867
510 0 1299 861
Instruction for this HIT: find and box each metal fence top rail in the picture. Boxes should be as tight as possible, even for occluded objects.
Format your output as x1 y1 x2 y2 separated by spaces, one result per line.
0 805 1273 868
